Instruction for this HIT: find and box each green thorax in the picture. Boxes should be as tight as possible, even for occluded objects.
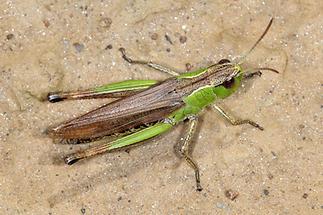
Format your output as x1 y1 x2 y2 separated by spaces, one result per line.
169 72 243 123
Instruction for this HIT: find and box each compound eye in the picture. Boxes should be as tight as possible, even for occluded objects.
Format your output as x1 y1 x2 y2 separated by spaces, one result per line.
218 59 231 64
223 78 235 88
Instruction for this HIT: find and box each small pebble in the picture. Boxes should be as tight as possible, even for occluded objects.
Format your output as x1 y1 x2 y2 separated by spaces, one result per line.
165 34 173 44
73 42 84 52
302 193 308 199
267 173 274 180
216 202 226 209
185 63 193 71
43 19 50 28
151 33 158 40
224 189 239 200
263 189 269 196
179 35 187 43
105 44 113 50
99 17 112 29
6 34 14 40
81 208 86 214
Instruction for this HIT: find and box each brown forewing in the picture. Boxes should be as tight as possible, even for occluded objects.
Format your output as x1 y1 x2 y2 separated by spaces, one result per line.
47 78 184 141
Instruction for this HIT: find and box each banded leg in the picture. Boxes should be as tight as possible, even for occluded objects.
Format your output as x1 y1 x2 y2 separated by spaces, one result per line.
65 122 173 165
212 104 264 130
176 116 202 191
119 48 180 76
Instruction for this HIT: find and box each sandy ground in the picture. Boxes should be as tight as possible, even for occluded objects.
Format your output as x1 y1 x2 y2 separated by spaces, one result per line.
0 0 322 214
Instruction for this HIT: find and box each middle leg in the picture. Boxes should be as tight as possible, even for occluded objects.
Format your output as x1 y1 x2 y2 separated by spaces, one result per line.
175 116 203 191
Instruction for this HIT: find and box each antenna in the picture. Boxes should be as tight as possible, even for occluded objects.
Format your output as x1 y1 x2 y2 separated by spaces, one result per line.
244 67 279 74
235 17 274 64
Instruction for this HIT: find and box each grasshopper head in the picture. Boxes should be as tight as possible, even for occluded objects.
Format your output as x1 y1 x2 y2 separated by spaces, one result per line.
217 58 243 89
210 59 243 99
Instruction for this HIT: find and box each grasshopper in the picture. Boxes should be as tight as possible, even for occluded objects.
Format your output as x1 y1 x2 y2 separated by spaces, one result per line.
47 18 278 191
